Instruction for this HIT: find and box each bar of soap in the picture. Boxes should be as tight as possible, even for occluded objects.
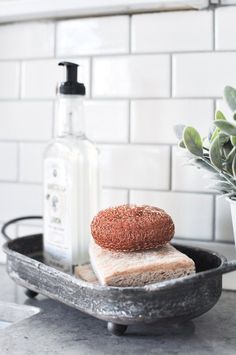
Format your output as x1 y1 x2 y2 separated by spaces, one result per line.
89 240 195 287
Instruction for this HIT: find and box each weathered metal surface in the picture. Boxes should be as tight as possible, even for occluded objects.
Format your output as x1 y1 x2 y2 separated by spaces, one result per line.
3 235 236 325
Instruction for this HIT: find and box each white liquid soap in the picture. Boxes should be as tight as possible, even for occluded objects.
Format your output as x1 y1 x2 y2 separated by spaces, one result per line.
43 61 100 273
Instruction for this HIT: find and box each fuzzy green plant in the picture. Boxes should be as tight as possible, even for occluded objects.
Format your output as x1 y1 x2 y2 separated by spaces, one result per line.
175 86 236 198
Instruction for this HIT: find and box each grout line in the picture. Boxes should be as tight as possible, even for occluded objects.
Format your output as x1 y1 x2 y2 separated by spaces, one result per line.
174 236 235 245
52 100 56 138
16 141 20 182
212 5 216 51
0 97 222 102
128 100 131 143
0 180 42 186
53 22 57 57
127 189 130 204
3 48 236 63
0 139 49 144
103 186 216 195
174 236 214 243
0 98 56 102
129 15 132 54
98 142 187 147
18 60 22 100
213 98 217 119
170 54 173 98
89 57 93 99
0 180 218 195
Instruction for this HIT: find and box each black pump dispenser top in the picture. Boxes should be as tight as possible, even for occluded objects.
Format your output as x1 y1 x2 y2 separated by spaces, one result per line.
58 61 86 96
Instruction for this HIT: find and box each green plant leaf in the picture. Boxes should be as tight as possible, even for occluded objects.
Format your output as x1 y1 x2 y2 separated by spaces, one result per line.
207 181 233 194
209 134 228 170
192 158 215 173
210 111 226 142
214 120 236 136
224 86 236 112
183 126 203 157
202 137 210 150
210 127 220 143
224 147 236 174
222 139 233 158
174 124 186 140
231 136 236 146
232 154 236 179
215 110 226 121
178 140 186 148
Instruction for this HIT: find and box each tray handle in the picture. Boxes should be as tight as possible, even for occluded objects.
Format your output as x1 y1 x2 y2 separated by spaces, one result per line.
1 216 43 241
221 260 236 274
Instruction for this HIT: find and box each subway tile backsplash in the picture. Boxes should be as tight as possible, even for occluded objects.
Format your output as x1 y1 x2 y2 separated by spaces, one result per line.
0 101 53 141
0 62 20 98
21 58 90 99
0 183 42 221
130 190 214 240
84 100 129 143
0 7 236 288
92 55 170 98
0 143 18 181
57 16 129 56
100 144 170 189
215 7 236 50
132 11 213 53
173 52 236 97
0 22 54 60
130 99 213 144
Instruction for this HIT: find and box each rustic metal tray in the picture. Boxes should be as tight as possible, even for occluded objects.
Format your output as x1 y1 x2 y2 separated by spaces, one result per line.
2 218 236 335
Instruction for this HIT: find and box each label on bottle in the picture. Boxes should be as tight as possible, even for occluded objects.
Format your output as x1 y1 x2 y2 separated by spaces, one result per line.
43 158 72 273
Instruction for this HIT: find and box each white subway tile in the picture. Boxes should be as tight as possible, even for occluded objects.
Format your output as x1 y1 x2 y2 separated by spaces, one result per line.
0 101 53 141
215 7 236 50
173 53 236 97
92 55 170 98
0 142 17 181
175 239 236 290
84 100 129 143
215 196 234 242
132 11 212 53
0 62 20 98
0 183 42 221
19 143 46 183
57 16 129 56
21 58 90 99
131 99 213 144
100 145 170 189
130 190 213 240
172 146 209 192
0 22 54 59
0 223 15 263
101 189 128 209
221 0 236 3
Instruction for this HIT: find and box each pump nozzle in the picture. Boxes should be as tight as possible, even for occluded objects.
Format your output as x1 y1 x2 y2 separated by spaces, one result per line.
58 61 86 96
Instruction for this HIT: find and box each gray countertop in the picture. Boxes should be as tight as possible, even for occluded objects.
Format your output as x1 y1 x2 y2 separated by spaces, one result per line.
0 265 236 355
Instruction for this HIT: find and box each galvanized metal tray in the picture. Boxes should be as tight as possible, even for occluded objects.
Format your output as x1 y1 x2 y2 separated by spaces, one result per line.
2 219 236 335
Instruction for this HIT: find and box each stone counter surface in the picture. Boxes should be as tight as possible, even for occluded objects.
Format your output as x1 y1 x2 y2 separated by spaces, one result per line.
0 266 236 355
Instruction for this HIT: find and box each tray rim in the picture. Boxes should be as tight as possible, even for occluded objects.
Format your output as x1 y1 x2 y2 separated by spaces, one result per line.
3 234 228 293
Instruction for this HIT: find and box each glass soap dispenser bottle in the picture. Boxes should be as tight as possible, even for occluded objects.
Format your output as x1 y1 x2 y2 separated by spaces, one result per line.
43 61 100 274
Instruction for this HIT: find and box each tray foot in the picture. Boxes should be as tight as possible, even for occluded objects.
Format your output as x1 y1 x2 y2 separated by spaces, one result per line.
107 322 128 336
25 289 38 298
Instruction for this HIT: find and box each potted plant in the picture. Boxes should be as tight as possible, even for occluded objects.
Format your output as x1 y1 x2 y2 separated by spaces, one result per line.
175 86 236 246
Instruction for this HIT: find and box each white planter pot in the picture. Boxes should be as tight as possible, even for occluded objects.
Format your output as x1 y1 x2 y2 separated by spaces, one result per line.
227 197 236 246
